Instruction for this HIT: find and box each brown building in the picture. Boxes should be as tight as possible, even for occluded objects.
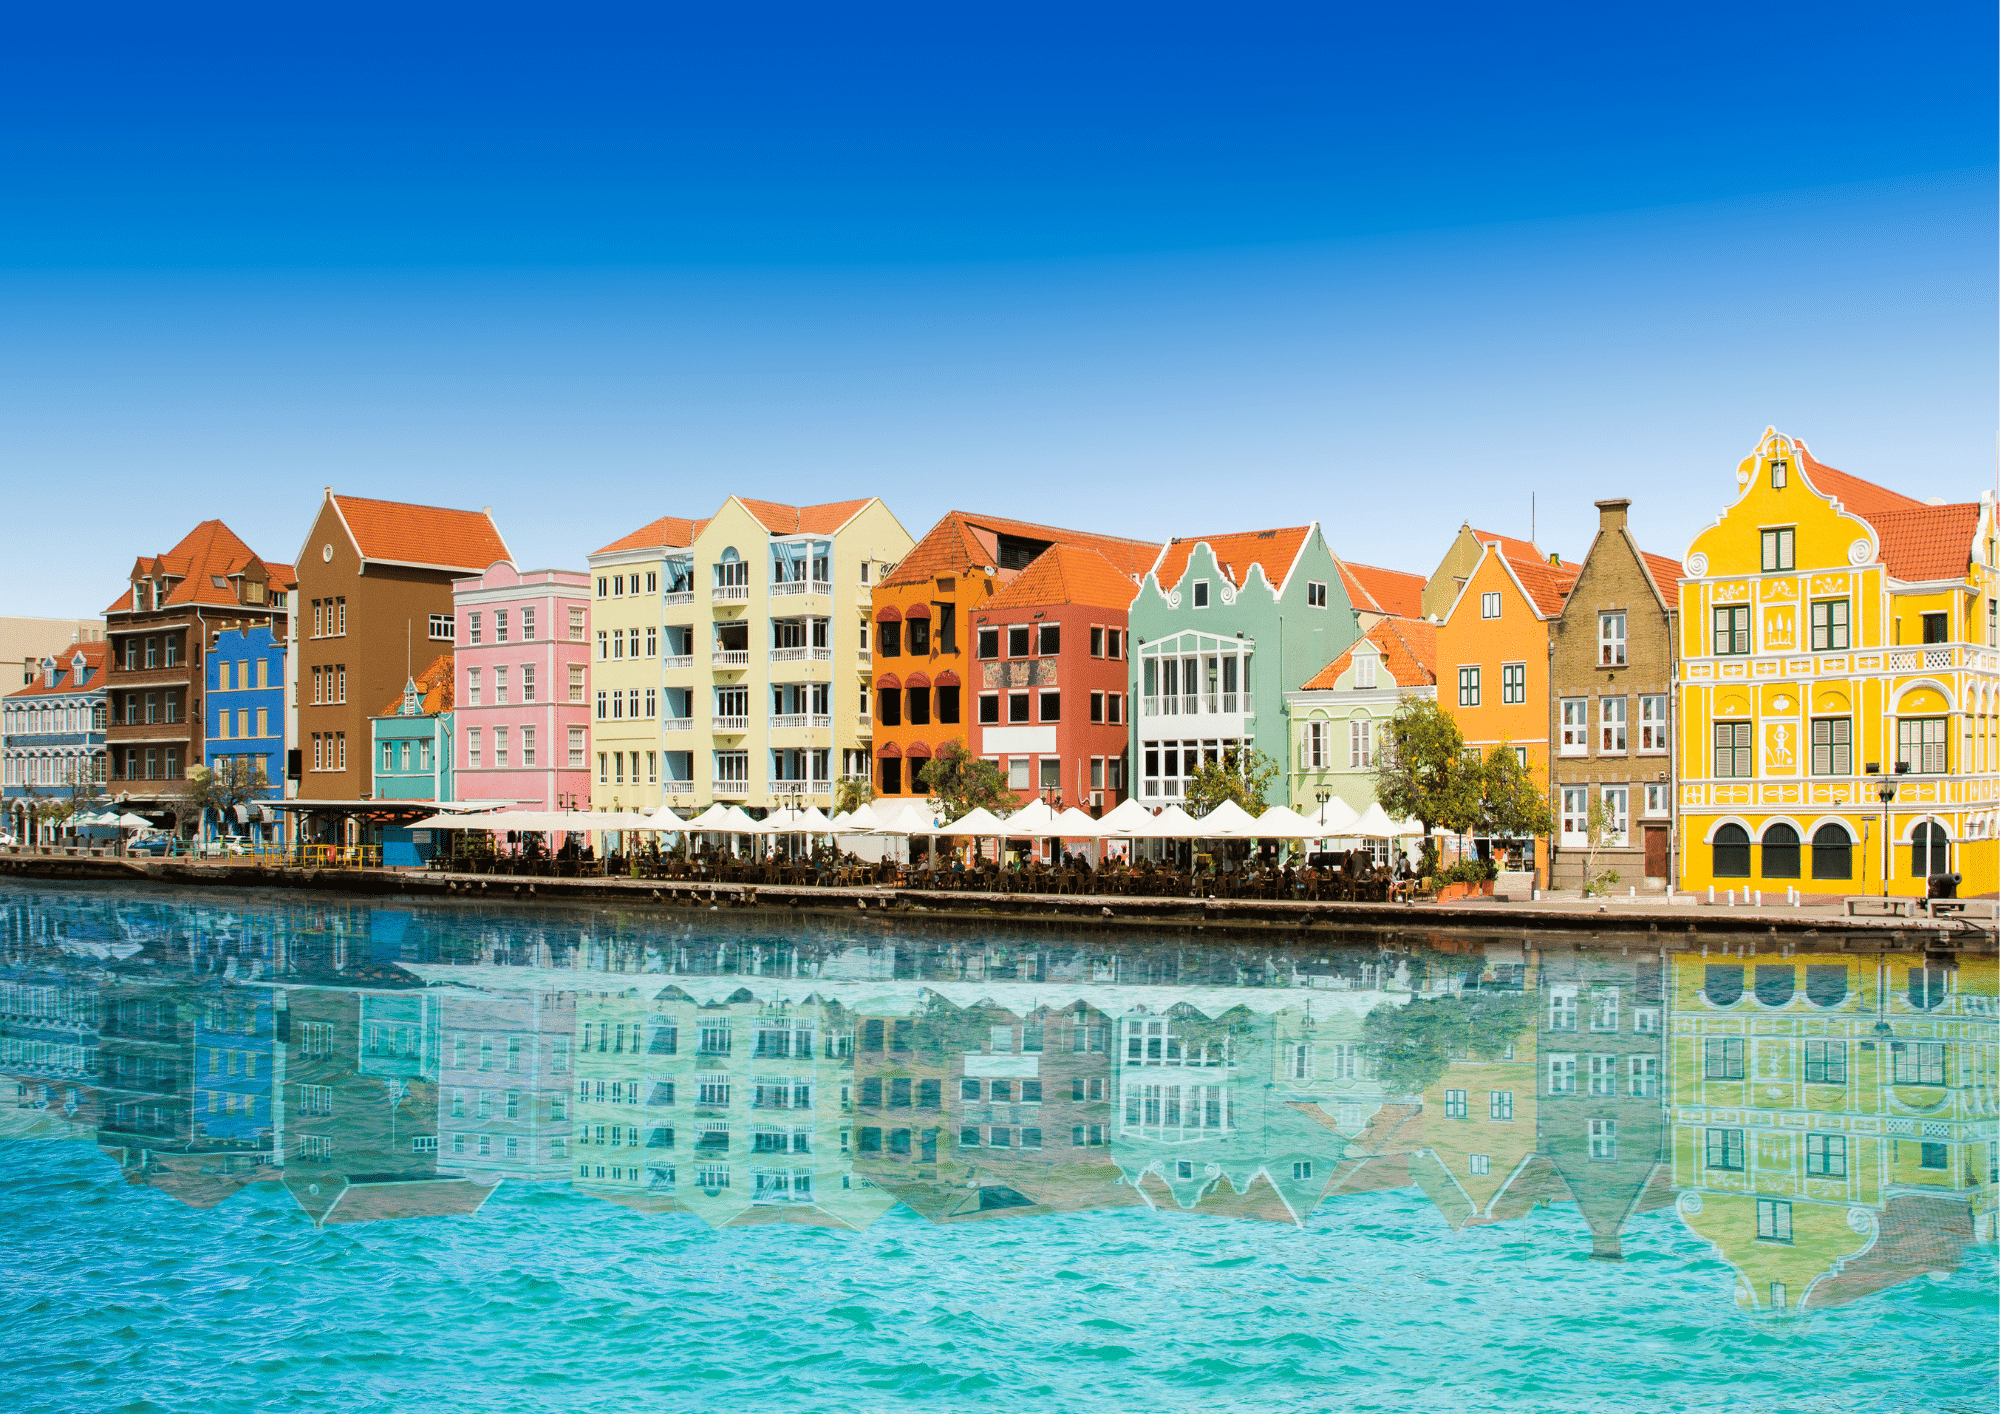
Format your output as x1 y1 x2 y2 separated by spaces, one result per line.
1547 498 1681 891
292 491 509 805
871 512 1157 800
1420 521 1548 622
101 521 294 828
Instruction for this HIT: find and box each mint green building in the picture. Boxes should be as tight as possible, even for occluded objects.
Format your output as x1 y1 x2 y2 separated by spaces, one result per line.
1127 524 1358 809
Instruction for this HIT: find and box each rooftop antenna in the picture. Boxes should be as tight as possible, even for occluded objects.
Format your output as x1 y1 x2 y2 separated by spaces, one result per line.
1531 492 1536 549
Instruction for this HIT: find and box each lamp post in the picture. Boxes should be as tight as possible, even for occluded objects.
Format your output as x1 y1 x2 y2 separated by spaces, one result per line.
1315 788 1330 852
1864 762 1903 898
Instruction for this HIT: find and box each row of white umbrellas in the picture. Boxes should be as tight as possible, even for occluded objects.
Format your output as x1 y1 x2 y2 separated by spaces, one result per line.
409 794 1424 842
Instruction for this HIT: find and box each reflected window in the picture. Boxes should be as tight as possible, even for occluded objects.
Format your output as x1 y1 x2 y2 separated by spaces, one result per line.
1703 965 1744 1007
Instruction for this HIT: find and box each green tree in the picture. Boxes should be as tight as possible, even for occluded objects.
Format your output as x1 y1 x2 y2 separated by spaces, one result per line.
1372 699 1480 868
1184 747 1280 817
186 759 269 837
834 775 874 816
1579 792 1622 897
1358 991 1537 1096
1477 743 1555 842
918 740 1015 822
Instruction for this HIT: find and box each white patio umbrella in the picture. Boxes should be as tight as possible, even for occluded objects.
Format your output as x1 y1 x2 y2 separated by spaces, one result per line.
872 800 941 834
1092 797 1161 837
1005 798 1059 835
114 812 154 830
1048 806 1102 837
936 807 1009 837
1188 799 1261 838
1251 804 1319 839
681 803 737 832
1137 804 1201 837
1303 797 1361 835
838 801 886 831
1351 802 1402 838
643 806 688 829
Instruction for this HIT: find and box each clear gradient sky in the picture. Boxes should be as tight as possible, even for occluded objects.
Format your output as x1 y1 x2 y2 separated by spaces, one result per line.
3 2 1994 615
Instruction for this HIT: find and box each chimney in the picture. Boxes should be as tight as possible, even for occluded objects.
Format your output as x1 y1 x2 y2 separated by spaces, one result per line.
1595 498 1632 532
1590 1232 1623 1262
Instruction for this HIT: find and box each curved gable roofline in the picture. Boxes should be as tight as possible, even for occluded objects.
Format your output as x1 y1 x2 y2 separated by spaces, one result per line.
1141 523 1319 603
1688 428 1880 569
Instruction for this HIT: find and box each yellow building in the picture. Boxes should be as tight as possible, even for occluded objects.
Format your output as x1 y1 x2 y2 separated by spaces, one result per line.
1676 430 1999 896
1668 949 1997 1315
586 498 912 812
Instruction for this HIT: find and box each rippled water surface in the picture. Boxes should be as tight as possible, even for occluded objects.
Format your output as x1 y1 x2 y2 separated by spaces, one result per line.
0 881 1992 1413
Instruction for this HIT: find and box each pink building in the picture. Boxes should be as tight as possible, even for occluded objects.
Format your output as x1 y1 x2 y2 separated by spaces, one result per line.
452 563 592 810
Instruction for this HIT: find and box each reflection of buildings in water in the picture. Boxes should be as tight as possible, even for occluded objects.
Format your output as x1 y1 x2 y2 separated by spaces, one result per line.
2 958 104 1138
1669 951 1996 1315
192 984 277 1149
436 988 574 1182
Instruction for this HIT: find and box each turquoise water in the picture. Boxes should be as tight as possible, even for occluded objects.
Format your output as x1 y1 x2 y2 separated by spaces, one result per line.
0 881 1993 1412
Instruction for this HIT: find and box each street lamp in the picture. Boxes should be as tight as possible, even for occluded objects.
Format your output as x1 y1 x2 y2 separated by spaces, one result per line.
1864 762 1906 898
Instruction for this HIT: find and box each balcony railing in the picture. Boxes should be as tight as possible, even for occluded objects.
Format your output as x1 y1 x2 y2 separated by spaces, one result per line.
1143 692 1245 718
769 647 832 663
662 655 694 670
856 650 873 668
714 716 748 732
712 651 749 668
711 585 750 602
1888 645 1965 672
662 718 695 732
714 780 749 796
769 714 832 730
664 591 695 607
770 580 833 598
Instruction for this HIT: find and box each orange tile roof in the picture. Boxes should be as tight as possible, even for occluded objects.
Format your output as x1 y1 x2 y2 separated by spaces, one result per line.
102 520 276 616
1338 559 1425 618
983 544 1142 613
1795 446 1925 519
594 514 705 556
1870 503 1983 582
1638 551 1682 603
734 497 875 535
332 494 510 572
1300 617 1437 691
1472 527 1543 563
375 653 455 717
1151 526 1312 595
885 511 1159 589
1504 550 1579 618
264 562 298 590
7 642 106 698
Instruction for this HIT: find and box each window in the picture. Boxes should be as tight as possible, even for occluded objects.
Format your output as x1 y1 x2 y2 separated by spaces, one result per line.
1302 720 1328 770
1038 623 1059 656
1705 1127 1746 1171
1545 1054 1576 1095
569 665 586 703
1353 652 1376 689
1921 611 1948 645
1007 625 1029 657
1480 592 1501 619
569 607 586 641
1307 580 1327 608
1704 1037 1745 1080
1599 696 1627 752
1008 756 1029 789
1756 1198 1792 1243
568 727 585 768
1107 628 1122 659
1040 690 1059 722
978 694 999 724
1560 786 1588 845
1806 1133 1847 1177
495 610 509 642
1192 581 1209 608
1547 987 1577 1031
1558 698 1588 754
1588 1053 1619 1096
1444 1089 1467 1118
1762 822 1800 878
1919 1141 1949 1170
1713 721 1751 777
1897 717 1946 774
1892 1041 1945 1086
1638 696 1668 752
1501 663 1525 705
1628 1056 1659 1096
1457 667 1480 708
977 627 999 660
521 726 536 766
1760 527 1795 572
1599 612 1626 666
1803 1039 1846 1084
1588 1118 1617 1161
1589 987 1620 1032
1008 692 1030 723
1468 1154 1490 1175
428 613 454 641
1713 605 1751 655
1810 599 1850 651
1348 718 1371 768
1488 1090 1513 1120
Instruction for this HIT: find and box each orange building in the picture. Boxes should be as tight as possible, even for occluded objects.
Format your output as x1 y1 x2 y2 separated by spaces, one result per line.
1435 538 1577 880
870 513 1157 800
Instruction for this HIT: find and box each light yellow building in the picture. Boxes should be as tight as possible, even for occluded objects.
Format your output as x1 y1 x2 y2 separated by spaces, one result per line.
586 497 911 812
1668 949 1996 1315
1676 430 1999 896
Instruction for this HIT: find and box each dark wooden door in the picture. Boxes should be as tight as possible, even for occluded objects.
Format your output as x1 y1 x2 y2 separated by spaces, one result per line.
1644 827 1668 879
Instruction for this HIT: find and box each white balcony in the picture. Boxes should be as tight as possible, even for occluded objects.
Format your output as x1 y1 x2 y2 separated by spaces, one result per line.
856 650 873 669
662 718 695 732
769 714 834 731
770 580 833 598
662 655 694 670
712 651 749 668
714 716 748 733
712 585 750 603
769 646 832 663
714 780 749 797
664 592 695 608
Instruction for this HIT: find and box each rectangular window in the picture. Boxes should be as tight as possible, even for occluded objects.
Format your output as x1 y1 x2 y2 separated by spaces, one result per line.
977 627 999 660
1638 695 1669 752
467 668 481 706
1891 1042 1945 1087
1760 527 1795 573
1039 690 1059 722
1038 622 1059 656
1806 1133 1847 1177
495 609 509 642
1353 652 1376 689
569 665 585 702
1756 1198 1793 1242
467 729 482 768
1896 717 1946 775
1457 666 1480 708
1444 1089 1467 1118
521 726 536 766
1545 1054 1576 1095
1713 605 1751 655
1704 1037 1745 1079
1480 592 1501 619
1007 756 1030 789
1547 987 1577 1032
1599 696 1627 752
1706 1127 1746 1171
978 693 999 724
1810 599 1850 651
1349 718 1371 768
568 727 585 768
1008 692 1030 723
1560 698 1588 754
1588 1118 1618 1161
1589 987 1620 1032
1488 1090 1513 1120
1501 663 1525 705
1599 612 1626 666
1560 785 1588 845
1810 718 1851 776
1713 721 1752 778
1803 1039 1846 1084
522 665 536 702
1627 1056 1659 1096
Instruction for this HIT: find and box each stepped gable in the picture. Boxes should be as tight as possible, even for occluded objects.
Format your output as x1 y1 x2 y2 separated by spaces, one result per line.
1150 525 1312 594
331 494 510 572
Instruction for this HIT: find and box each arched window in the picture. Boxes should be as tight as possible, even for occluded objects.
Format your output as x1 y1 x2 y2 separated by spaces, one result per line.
1911 821 1949 878
1754 965 1795 1007
1805 964 1848 1008
1703 964 1744 1007
1712 823 1750 878
1761 823 1800 878
1811 824 1852 881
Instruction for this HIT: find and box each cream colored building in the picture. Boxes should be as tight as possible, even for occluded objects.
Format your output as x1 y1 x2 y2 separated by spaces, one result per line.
585 497 912 811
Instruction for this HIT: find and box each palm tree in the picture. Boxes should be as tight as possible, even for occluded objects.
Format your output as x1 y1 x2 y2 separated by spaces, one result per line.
835 775 873 816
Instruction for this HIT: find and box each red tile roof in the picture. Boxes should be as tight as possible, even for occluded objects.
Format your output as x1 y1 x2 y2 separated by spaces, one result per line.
594 515 707 556
6 642 106 698
983 544 1141 613
1795 446 1925 519
1337 559 1425 619
1472 527 1543 564
1638 551 1682 603
375 653 454 717
885 512 1159 589
1870 503 1983 582
264 562 298 590
102 520 279 616
1300 617 1437 691
1151 526 1312 595
332 494 510 572
1505 550 1579 618
734 497 875 535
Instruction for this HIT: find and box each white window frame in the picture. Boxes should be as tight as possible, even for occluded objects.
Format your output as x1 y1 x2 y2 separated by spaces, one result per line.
1599 785 1629 846
1353 651 1376 689
1599 697 1627 754
1348 717 1372 769
1598 612 1626 666
1560 698 1588 756
1560 786 1588 846
1638 695 1668 753
1480 592 1501 619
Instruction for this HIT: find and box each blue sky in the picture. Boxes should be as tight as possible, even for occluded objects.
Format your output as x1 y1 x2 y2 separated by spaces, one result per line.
2 2 1993 613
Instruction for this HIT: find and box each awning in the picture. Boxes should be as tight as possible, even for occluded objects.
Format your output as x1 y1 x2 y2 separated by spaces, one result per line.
904 741 932 759
905 671 931 689
877 742 902 758
934 670 960 687
902 603 931 619
874 606 902 622
874 673 901 690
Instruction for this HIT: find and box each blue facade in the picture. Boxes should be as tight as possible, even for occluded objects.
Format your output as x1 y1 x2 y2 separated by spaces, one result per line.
192 986 277 1146
372 671 455 866
202 626 286 843
3 646 109 846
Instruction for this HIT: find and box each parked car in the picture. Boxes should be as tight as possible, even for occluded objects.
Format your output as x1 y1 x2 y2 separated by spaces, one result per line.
203 837 253 857
128 833 178 856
